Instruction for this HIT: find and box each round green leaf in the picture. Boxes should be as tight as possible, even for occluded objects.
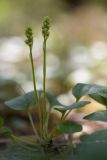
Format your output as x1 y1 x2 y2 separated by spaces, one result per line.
54 101 91 113
46 92 91 114
56 121 82 134
84 110 107 121
5 91 42 111
72 83 107 106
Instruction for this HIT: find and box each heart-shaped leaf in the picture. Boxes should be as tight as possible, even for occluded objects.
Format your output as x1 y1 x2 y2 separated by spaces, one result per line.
5 91 43 111
84 110 107 121
72 83 107 106
56 121 82 134
4 89 90 113
5 90 62 111
46 92 61 108
54 101 91 113
89 93 107 106
46 92 91 114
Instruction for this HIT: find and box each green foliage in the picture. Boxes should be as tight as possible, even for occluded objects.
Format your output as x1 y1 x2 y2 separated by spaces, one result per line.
72 83 107 106
0 127 12 137
46 91 60 108
54 101 90 114
84 110 107 121
46 91 90 113
5 91 42 111
80 129 107 142
3 17 107 159
5 89 90 117
56 121 82 134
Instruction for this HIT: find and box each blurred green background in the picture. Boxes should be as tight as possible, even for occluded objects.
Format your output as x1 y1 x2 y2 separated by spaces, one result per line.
1 0 107 136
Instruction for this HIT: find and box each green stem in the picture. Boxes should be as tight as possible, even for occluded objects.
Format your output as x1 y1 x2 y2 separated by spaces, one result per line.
49 127 56 140
28 112 40 140
44 105 51 137
29 46 42 135
62 110 71 120
43 38 47 123
12 135 35 146
29 46 39 106
12 135 38 151
60 112 66 120
63 100 79 120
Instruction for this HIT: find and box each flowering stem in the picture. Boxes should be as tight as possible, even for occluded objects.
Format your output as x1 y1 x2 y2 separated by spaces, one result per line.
42 17 50 134
29 46 42 136
43 38 47 123
29 47 39 104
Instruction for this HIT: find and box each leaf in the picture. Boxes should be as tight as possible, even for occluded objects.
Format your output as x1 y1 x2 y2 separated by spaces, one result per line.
54 101 91 113
0 127 12 137
89 93 107 106
46 92 61 107
72 83 107 106
5 91 43 111
46 91 91 114
5 90 60 111
80 129 107 142
84 110 107 121
4 89 90 113
56 121 82 134
46 92 68 114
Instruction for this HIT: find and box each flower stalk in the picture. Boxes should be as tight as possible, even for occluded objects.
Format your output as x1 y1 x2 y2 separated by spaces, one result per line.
42 17 50 127
25 27 42 138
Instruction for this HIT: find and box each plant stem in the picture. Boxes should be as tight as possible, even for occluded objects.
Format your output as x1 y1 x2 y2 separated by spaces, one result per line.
29 46 42 136
28 112 40 141
44 105 51 137
12 135 38 151
43 38 47 123
12 135 35 146
60 112 66 120
62 110 72 120
63 99 79 120
29 46 39 106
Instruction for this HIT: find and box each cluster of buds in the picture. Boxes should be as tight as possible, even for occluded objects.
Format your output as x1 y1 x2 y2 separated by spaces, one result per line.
25 27 33 48
42 16 50 40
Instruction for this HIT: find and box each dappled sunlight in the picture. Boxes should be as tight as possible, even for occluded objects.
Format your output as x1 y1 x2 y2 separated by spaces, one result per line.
0 37 25 62
0 36 107 92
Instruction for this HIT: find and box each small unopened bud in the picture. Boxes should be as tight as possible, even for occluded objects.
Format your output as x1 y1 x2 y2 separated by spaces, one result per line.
42 16 50 40
25 27 33 47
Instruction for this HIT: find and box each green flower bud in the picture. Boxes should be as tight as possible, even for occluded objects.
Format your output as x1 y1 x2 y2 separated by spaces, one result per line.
25 27 33 47
42 16 50 40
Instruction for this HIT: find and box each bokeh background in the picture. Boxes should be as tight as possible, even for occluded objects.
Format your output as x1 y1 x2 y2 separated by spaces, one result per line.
1 0 107 136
